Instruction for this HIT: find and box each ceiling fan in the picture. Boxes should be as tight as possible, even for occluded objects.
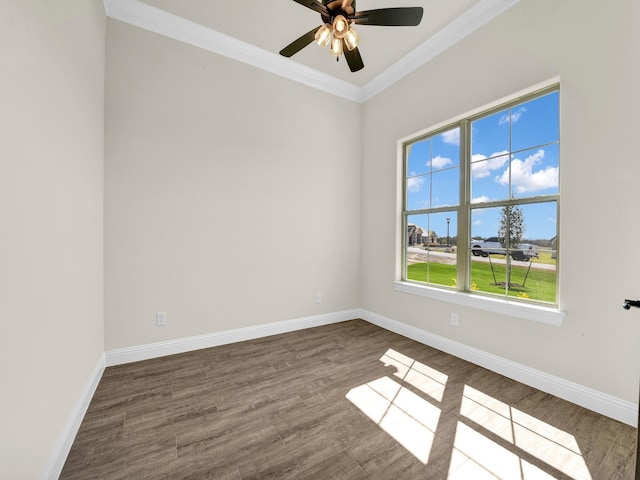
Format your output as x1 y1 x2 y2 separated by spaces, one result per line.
279 0 424 72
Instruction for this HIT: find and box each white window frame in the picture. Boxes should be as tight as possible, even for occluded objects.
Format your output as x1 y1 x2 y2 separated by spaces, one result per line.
396 81 565 326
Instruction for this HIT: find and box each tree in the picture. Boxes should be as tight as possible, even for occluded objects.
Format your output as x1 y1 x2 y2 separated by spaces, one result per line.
498 204 525 250
498 204 525 288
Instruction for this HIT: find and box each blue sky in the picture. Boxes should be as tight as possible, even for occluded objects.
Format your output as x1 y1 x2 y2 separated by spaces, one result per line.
406 91 559 241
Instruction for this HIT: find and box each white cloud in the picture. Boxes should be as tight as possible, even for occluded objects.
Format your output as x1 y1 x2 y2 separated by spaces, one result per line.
473 220 483 226
471 195 491 204
499 107 527 125
442 129 460 146
471 151 509 179
428 155 453 169
407 174 424 193
496 149 558 194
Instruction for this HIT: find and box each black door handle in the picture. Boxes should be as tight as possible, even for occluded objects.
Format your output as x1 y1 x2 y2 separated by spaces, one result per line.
622 299 640 310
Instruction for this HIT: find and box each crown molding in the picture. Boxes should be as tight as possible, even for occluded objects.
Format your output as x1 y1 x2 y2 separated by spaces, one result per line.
103 0 364 102
104 0 521 104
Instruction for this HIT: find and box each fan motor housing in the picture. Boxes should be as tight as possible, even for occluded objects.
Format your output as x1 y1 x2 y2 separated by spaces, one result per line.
321 0 356 24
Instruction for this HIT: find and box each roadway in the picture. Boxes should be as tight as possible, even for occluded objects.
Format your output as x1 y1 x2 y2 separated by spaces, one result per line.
406 247 556 271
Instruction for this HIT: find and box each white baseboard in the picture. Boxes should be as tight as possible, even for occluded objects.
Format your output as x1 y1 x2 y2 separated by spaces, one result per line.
105 309 360 366
42 354 105 480
358 308 638 427
102 307 636 426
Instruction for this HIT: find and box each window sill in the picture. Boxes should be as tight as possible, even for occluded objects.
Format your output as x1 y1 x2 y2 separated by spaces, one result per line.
393 281 565 326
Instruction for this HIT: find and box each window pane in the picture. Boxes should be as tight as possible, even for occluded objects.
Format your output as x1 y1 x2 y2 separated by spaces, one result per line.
470 202 557 303
512 90 559 152
406 139 430 177
507 144 559 197
406 213 457 288
470 206 516 297
470 257 508 296
406 173 430 211
432 127 460 171
471 110 510 157
406 128 461 211
509 201 557 304
471 152 510 203
471 108 511 203
431 167 459 208
470 207 499 246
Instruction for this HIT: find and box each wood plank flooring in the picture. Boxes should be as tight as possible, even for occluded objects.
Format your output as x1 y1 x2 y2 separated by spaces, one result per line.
61 320 637 479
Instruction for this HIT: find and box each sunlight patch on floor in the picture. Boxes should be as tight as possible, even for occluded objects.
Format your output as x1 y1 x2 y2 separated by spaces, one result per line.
380 348 448 402
458 385 592 480
450 422 559 479
347 350 592 478
346 375 441 463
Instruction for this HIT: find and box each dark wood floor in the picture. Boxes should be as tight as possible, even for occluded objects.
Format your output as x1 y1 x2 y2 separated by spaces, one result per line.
61 320 637 479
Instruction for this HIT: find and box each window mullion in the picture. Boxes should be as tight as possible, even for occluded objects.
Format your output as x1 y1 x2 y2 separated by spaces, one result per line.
457 120 470 292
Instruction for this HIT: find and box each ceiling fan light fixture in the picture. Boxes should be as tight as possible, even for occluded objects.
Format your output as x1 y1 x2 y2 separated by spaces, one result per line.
332 15 349 39
315 23 333 48
279 0 423 72
330 37 343 57
343 27 360 51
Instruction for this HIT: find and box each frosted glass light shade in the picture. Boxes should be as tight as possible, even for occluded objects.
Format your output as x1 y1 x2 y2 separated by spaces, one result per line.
315 24 332 48
332 15 349 38
330 37 343 57
344 27 360 51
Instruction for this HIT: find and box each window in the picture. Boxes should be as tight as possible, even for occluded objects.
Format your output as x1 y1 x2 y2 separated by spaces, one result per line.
402 86 559 306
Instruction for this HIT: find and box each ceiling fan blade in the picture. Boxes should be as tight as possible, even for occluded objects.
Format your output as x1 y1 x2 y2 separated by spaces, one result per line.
351 7 424 26
344 46 364 72
279 26 321 57
292 0 329 16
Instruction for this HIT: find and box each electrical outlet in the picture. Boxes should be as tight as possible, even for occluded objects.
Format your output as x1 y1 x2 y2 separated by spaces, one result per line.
316 293 322 304
451 313 459 326
156 312 167 326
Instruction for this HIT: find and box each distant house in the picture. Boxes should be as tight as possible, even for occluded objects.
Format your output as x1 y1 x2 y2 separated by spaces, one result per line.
407 224 438 246
407 224 423 246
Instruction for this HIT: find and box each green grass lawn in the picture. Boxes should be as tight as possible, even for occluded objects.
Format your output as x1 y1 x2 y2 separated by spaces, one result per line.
531 249 557 266
407 260 556 303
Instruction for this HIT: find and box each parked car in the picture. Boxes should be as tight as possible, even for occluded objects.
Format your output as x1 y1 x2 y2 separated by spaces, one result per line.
471 237 539 261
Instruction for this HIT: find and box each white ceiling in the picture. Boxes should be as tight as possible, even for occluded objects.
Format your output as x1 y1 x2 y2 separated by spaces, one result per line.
104 0 521 102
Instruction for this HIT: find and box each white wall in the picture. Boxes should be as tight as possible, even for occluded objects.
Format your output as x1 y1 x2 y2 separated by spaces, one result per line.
0 1 105 478
2 0 636 475
361 0 640 403
104 20 362 350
